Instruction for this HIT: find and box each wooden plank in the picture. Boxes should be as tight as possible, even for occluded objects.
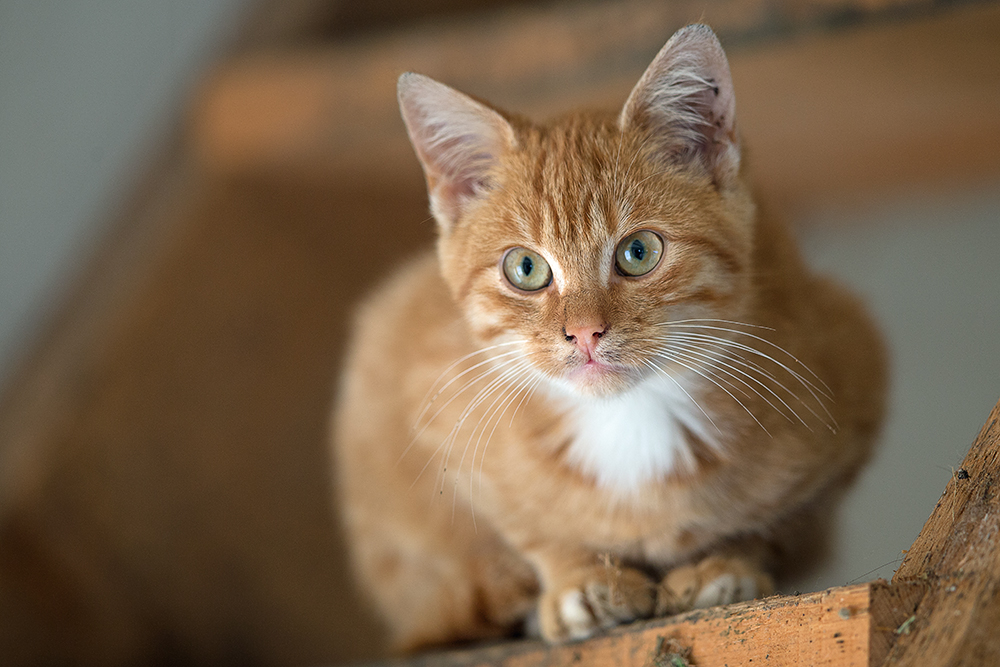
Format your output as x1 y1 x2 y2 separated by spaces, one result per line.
234 0 540 49
191 1 1000 213
880 397 1000 665
390 581 925 667
892 397 1000 582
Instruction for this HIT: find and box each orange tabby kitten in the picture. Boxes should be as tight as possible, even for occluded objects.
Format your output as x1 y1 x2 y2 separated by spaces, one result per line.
333 24 886 651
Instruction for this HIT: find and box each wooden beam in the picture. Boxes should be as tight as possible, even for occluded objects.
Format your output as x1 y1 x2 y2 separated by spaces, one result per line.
879 397 1000 665
391 581 925 667
191 1 1000 212
892 397 1000 582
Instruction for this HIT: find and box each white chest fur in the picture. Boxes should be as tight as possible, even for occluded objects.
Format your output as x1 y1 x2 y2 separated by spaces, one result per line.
563 376 719 498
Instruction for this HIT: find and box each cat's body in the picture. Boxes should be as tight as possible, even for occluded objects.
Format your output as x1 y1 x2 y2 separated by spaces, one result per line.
334 25 886 651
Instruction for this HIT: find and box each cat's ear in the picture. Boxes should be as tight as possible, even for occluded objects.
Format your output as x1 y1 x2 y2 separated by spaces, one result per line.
398 73 516 231
619 24 740 189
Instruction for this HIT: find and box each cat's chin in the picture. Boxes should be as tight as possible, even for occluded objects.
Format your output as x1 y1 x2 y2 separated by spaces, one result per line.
563 361 634 397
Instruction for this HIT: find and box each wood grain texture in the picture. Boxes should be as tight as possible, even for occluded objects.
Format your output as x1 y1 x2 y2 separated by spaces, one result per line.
892 398 1000 582
387 581 925 667
880 397 1000 665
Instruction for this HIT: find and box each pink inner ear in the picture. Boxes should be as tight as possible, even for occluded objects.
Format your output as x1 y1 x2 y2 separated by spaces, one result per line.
619 25 740 186
426 133 499 199
675 75 734 154
398 73 515 228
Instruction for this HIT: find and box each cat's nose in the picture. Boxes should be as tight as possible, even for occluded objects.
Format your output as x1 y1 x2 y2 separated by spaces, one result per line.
563 323 607 358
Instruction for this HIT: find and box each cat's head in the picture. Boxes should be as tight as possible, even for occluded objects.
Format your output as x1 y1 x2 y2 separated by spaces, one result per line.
399 25 755 398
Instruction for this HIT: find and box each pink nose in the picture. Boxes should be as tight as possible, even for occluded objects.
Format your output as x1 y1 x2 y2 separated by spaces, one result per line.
564 323 607 358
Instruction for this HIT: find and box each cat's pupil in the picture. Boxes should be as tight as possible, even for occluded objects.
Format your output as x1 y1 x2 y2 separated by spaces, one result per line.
521 256 534 276
630 240 646 261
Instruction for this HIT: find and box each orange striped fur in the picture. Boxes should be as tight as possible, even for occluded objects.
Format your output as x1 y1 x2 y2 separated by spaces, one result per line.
332 25 886 651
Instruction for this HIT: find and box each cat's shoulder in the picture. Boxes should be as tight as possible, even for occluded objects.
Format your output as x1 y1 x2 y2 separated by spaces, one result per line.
347 248 466 365
352 249 451 324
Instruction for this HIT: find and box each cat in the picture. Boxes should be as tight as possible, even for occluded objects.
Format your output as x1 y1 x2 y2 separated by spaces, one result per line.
333 24 886 652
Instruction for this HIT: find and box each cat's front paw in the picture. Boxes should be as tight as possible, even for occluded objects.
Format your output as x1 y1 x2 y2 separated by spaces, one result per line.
656 555 774 616
538 565 655 642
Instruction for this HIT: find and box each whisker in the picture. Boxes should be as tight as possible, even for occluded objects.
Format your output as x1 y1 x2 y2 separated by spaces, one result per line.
651 351 771 436
472 369 538 501
659 346 756 405
657 320 832 398
445 360 532 481
458 365 528 474
508 372 543 428
641 358 722 434
656 342 807 429
399 353 526 466
663 335 834 430
638 333 775 380
663 330 837 430
454 361 534 528
413 345 524 431
659 317 776 332
672 336 778 380
657 322 835 412
418 340 522 405
413 352 523 436
410 357 528 493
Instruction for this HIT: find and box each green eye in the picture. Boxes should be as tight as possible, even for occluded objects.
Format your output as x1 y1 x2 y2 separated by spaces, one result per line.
615 230 663 277
502 247 552 291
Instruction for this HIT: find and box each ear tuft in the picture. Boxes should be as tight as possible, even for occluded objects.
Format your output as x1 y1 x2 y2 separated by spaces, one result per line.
398 73 515 231
619 24 740 188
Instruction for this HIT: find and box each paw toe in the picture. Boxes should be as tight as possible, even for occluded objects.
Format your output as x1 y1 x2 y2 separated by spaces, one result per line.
693 573 739 608
559 589 597 640
540 565 655 642
660 556 772 614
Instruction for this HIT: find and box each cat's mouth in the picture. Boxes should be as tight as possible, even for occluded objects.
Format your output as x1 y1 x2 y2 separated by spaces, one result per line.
566 358 632 395
576 359 612 373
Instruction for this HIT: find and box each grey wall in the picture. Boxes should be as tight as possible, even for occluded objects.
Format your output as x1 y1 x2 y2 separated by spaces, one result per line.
795 185 1000 591
0 0 249 384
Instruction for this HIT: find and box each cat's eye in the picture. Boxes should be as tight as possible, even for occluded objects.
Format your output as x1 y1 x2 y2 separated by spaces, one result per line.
615 230 663 277
502 247 552 292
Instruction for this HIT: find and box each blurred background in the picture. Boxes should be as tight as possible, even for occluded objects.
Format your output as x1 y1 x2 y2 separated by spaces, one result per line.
1 0 998 665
